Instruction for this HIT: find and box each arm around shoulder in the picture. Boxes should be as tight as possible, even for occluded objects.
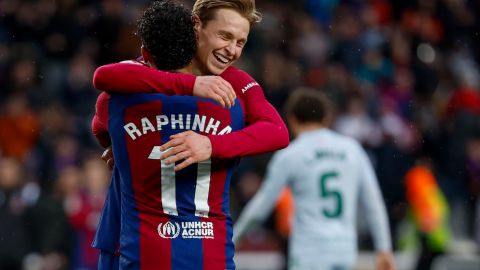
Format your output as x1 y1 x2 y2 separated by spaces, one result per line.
208 69 289 159
92 62 196 95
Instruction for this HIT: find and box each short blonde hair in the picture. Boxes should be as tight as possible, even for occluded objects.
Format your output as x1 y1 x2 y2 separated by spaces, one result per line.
192 0 262 26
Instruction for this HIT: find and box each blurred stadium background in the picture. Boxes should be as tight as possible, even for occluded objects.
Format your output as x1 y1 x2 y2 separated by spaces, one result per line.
0 0 479 269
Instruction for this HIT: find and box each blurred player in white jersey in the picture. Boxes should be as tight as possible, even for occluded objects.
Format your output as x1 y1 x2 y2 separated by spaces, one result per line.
233 89 396 270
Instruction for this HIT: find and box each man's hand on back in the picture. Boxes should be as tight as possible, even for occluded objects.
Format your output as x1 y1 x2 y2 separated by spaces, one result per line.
159 131 212 171
101 146 114 170
194 76 236 108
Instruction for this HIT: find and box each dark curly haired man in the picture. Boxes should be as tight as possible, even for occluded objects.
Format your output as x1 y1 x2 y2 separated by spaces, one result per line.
92 2 202 269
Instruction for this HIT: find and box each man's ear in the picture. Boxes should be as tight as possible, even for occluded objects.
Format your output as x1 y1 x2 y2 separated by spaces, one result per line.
193 14 201 32
287 115 299 136
141 46 155 68
287 115 297 128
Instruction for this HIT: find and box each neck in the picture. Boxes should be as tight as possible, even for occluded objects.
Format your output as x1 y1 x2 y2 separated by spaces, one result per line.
295 123 324 137
147 60 194 74
176 64 194 74
191 59 205 75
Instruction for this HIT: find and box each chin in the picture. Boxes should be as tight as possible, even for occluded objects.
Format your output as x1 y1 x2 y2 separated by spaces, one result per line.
208 65 226 75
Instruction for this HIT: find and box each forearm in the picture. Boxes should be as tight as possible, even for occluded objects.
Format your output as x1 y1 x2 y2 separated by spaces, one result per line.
368 202 392 251
234 155 290 244
234 189 280 244
360 150 392 251
93 62 196 95
363 185 392 251
208 102 289 159
209 124 287 158
365 186 392 251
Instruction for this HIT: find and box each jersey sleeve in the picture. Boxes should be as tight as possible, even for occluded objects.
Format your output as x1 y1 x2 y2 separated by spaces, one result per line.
207 68 289 159
233 150 292 243
92 167 121 252
356 144 392 252
92 92 111 148
93 62 196 96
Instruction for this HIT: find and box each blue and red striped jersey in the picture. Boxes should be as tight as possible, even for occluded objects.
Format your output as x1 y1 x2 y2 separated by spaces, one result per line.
91 64 288 270
107 93 244 270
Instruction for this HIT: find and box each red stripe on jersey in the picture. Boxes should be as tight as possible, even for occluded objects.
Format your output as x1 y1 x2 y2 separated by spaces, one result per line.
202 216 228 270
125 101 172 270
140 216 172 270
207 167 228 217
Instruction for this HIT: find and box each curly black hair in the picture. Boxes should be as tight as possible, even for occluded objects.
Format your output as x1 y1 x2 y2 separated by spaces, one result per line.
137 1 196 71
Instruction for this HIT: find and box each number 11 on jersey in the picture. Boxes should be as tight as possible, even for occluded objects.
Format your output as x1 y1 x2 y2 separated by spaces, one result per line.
149 146 212 217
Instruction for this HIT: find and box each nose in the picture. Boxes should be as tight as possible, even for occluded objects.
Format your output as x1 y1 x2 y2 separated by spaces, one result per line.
225 42 236 56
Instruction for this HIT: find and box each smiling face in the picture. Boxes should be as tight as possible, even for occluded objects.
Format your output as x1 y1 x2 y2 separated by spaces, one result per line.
194 8 250 75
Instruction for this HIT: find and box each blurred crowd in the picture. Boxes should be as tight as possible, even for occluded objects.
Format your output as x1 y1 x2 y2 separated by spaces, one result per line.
0 0 480 269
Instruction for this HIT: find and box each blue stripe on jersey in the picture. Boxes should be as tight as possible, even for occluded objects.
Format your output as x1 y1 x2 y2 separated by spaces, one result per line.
224 168 236 270
92 166 121 251
172 167 204 270
160 98 198 215
171 217 203 270
108 95 141 270
229 97 245 131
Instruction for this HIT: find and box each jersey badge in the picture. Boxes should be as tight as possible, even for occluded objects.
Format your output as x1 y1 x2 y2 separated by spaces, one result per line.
158 221 181 239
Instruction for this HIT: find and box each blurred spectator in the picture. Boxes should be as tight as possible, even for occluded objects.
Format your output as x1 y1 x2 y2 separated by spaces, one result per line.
54 135 79 172
330 5 363 70
61 52 97 117
0 157 70 270
0 158 30 269
55 155 109 270
0 94 39 160
334 93 383 147
446 84 480 118
401 0 444 44
403 158 451 270
379 67 415 120
466 132 480 248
